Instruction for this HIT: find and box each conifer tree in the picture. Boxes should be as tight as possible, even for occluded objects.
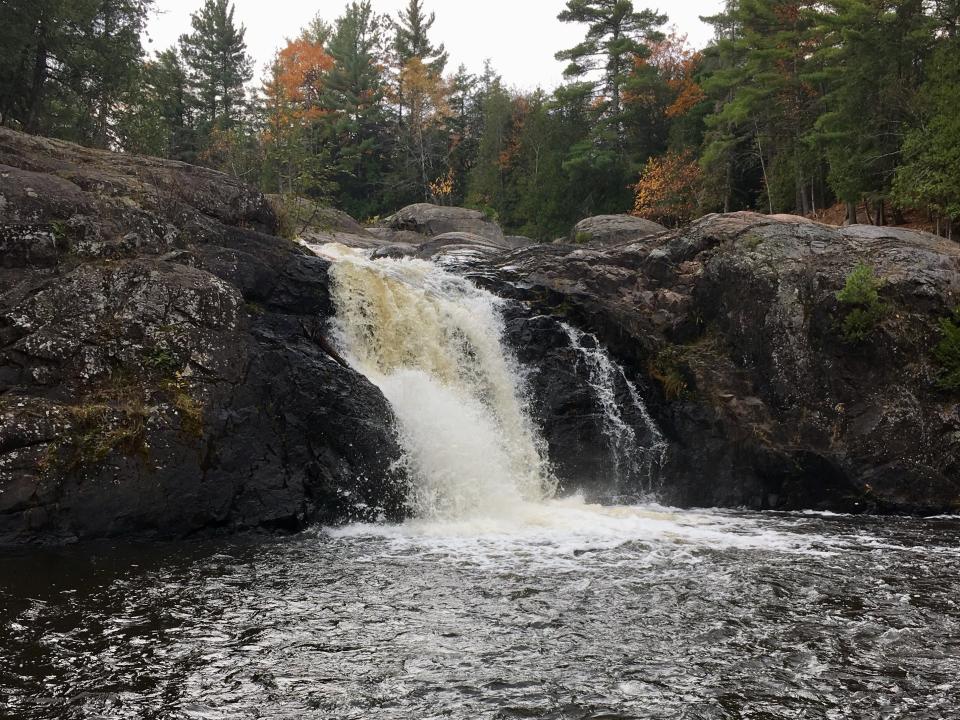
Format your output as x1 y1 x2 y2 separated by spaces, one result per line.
179 0 253 141
322 1 391 218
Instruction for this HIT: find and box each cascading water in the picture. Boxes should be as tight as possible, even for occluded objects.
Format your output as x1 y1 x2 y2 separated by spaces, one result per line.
319 244 556 521
560 323 667 492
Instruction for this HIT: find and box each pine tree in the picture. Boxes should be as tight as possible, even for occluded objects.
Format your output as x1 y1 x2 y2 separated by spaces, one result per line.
555 0 666 137
892 13 960 238
322 1 391 219
700 0 822 215
394 0 447 74
810 0 931 224
179 0 253 142
0 0 152 146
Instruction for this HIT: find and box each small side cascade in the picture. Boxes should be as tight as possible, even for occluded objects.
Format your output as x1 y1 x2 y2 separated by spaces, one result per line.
560 323 667 493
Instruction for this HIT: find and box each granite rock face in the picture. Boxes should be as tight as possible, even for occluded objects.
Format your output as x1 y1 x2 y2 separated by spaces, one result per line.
569 214 667 246
480 212 960 514
0 129 407 545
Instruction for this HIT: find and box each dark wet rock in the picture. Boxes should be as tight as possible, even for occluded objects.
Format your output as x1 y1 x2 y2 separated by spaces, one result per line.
381 203 505 242
484 211 960 514
570 214 667 246
0 129 406 545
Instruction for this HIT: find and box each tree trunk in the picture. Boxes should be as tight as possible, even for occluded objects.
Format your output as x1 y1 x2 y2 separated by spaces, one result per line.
845 201 858 225
876 199 885 226
25 20 48 134
864 201 874 225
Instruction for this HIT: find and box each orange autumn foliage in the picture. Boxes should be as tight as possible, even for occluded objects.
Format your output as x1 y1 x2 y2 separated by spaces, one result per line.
633 150 704 227
639 31 705 119
262 38 333 136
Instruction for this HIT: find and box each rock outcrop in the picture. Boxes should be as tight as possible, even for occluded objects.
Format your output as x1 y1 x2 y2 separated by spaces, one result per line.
0 129 407 545
570 214 667 246
480 212 960 513
381 203 506 243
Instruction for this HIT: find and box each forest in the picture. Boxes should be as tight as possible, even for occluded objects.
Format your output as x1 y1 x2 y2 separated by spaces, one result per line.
1 0 958 240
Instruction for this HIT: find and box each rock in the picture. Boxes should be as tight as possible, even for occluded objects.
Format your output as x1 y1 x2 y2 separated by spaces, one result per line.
0 128 407 545
505 235 537 249
381 203 505 242
570 214 667 246
482 211 960 514
365 227 425 245
371 243 419 260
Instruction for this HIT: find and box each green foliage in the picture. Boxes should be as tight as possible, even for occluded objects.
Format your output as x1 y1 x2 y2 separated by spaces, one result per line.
574 231 592 244
179 0 253 140
836 263 887 343
144 347 180 374
934 309 960 391
892 36 960 234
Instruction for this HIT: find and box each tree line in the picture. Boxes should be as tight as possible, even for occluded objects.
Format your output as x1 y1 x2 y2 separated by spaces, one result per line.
1 0 958 240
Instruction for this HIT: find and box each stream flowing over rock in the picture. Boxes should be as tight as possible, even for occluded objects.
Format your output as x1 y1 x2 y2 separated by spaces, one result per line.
1 129 958 544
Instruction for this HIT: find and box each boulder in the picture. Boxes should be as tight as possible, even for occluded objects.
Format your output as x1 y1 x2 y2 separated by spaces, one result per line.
0 128 407 545
381 203 505 242
570 214 667 246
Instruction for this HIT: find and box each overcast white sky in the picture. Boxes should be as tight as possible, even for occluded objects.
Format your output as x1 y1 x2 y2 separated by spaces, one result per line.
145 1 724 91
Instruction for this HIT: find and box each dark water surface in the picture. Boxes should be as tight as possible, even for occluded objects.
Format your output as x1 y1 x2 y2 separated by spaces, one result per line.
1 503 959 720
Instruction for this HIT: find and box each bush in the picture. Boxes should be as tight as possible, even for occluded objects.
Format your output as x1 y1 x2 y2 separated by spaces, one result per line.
935 309 960 391
836 263 887 343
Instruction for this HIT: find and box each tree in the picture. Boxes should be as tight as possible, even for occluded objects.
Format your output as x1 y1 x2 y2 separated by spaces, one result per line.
0 0 153 147
555 0 666 139
179 0 253 144
633 149 704 226
810 0 931 224
322 1 391 219
393 0 447 74
892 26 960 238
261 37 335 198
118 47 193 159
700 0 822 215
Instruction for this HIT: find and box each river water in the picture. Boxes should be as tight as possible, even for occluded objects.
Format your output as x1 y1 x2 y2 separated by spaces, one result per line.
2 506 959 719
2 246 958 718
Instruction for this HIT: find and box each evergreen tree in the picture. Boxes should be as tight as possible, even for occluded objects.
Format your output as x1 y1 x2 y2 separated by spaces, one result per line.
555 0 666 137
0 0 152 146
322 1 391 218
179 0 253 143
810 0 931 223
892 14 960 238
394 0 447 74
700 0 822 215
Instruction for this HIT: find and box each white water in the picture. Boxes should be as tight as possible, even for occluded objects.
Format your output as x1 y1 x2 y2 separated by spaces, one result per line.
313 243 739 549
319 243 555 522
561 323 668 488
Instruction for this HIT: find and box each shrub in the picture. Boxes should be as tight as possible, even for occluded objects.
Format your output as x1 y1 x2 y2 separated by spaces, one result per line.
836 263 887 343
935 308 960 391
574 231 592 244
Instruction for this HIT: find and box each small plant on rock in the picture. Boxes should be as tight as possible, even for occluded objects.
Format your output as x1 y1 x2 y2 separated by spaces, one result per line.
836 263 888 343
934 308 960 391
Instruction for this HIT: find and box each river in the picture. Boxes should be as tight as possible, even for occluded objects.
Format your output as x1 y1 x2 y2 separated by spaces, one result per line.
2 507 959 719
2 245 958 719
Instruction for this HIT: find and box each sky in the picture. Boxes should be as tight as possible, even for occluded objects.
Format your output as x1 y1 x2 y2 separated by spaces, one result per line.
144 0 724 91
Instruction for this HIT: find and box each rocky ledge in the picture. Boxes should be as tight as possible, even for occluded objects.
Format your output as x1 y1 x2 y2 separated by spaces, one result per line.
475 213 960 514
0 129 406 545
2 130 958 545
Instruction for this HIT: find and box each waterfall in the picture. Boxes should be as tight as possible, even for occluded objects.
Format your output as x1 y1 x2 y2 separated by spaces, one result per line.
560 324 667 492
320 244 556 521
314 242 668 525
